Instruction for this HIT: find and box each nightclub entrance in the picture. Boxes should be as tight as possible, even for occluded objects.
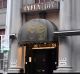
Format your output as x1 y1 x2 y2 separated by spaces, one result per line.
18 19 58 74
24 42 58 74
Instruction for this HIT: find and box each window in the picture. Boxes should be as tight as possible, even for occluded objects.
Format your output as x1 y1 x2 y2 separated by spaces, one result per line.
0 0 3 9
3 0 7 8
0 0 7 9
35 0 54 3
0 29 5 53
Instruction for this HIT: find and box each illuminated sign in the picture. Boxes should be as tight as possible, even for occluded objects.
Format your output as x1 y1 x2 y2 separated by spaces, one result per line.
22 1 59 12
32 43 57 49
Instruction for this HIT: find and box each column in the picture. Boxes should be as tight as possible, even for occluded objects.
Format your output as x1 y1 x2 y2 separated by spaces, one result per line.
5 0 12 73
56 0 72 72
9 0 22 72
71 0 80 72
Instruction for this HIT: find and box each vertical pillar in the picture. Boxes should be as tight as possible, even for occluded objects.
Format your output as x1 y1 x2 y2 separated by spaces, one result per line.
5 0 12 73
56 0 72 72
8 0 22 72
71 0 80 72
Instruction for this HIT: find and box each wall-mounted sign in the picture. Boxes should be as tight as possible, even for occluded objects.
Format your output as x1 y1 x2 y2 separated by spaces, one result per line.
59 57 67 67
22 1 59 12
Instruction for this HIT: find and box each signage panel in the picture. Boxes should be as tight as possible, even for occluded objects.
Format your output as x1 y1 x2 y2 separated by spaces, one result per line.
22 1 59 12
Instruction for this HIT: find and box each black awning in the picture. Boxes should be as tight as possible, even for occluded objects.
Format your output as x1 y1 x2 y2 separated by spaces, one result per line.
18 19 58 45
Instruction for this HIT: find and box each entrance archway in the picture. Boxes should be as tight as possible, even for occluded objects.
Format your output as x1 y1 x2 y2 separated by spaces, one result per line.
18 19 59 74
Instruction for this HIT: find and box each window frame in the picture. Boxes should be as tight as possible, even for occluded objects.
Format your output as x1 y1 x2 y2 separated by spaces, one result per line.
35 0 52 3
0 0 7 9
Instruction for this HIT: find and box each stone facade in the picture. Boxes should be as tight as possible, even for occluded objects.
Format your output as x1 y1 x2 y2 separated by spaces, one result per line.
0 0 80 73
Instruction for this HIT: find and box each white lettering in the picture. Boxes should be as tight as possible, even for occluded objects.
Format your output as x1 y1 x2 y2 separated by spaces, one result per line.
27 6 30 11
31 5 33 10
23 1 58 12
33 4 36 10
24 6 27 11
44 3 47 10
37 4 40 10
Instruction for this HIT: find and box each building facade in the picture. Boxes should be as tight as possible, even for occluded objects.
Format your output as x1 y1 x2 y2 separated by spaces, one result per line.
0 0 80 73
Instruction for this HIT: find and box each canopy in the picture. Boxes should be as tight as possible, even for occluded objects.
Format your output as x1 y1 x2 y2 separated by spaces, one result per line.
18 19 58 45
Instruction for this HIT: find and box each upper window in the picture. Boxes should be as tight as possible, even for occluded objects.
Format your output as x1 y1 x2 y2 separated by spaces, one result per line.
0 0 7 9
35 0 53 3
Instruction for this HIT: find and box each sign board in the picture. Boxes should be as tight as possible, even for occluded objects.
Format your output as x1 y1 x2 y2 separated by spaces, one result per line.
22 1 59 12
59 58 67 67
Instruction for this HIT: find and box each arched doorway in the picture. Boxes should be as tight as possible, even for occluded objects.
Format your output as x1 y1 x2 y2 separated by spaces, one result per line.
18 19 59 74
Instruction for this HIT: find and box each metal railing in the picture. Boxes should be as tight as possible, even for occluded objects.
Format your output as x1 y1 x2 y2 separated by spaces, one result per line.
0 59 8 70
0 59 8 74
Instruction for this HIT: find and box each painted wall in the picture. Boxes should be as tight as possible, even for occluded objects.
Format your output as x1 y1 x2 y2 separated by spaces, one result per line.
46 12 59 28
